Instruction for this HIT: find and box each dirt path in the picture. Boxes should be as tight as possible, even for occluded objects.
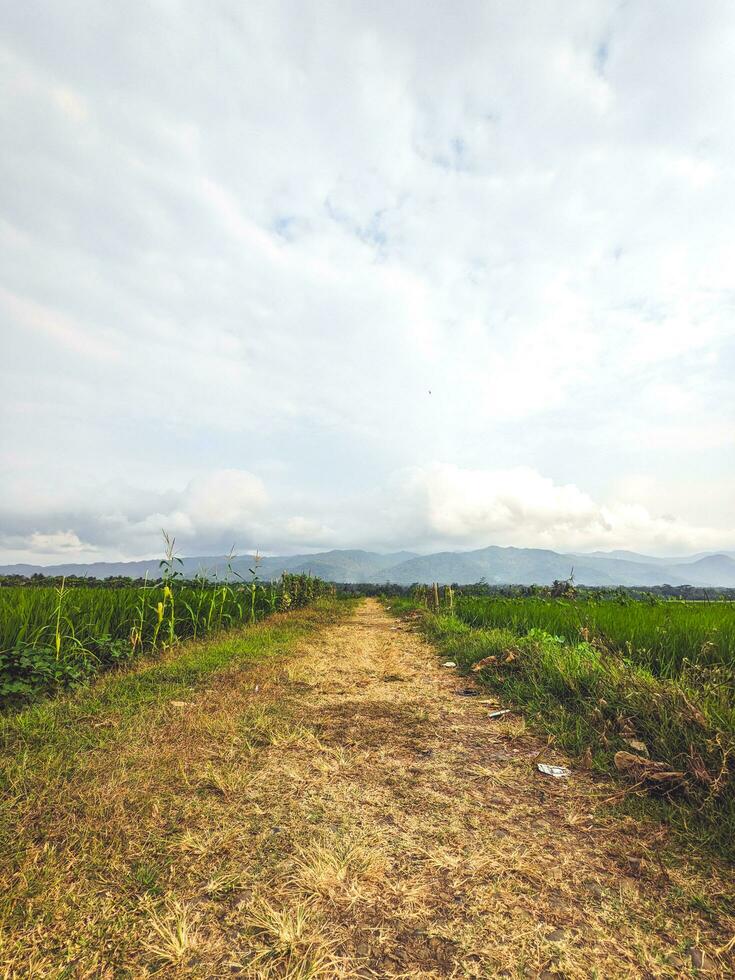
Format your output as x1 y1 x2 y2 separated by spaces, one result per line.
2 599 733 977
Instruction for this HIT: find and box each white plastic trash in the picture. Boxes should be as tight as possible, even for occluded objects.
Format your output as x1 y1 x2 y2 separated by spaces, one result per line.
537 763 571 778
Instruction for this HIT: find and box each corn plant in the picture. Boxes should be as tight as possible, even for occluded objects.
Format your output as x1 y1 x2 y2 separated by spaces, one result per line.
159 531 183 647
54 577 66 657
248 551 262 625
130 572 149 652
0 540 332 703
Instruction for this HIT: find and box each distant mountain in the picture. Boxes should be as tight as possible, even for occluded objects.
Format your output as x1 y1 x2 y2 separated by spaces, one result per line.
379 546 614 586
2 546 735 586
0 550 420 585
580 549 735 567
0 559 167 579
580 550 681 566
678 554 735 587
563 553 690 586
246 550 418 583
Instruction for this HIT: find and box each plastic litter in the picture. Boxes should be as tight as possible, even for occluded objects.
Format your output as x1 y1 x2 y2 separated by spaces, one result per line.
622 737 649 757
487 709 511 720
442 661 457 668
537 763 571 778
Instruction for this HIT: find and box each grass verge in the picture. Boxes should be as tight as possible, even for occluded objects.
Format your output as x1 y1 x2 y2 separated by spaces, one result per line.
0 598 351 802
387 598 735 863
0 597 355 976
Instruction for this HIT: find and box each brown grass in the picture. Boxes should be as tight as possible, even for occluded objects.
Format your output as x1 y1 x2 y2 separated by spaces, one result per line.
0 599 733 977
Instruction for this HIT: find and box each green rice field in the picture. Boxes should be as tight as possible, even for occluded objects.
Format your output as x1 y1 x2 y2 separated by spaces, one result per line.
453 595 735 676
0 572 330 702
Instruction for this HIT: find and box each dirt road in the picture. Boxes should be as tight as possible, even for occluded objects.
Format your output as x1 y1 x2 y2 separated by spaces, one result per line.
2 599 732 977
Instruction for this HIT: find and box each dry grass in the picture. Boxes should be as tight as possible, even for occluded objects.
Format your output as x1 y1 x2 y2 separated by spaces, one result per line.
236 897 342 978
143 898 199 967
291 834 387 905
0 598 733 977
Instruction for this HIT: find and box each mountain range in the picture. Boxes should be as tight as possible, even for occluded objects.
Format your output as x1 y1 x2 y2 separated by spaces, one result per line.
3 546 735 587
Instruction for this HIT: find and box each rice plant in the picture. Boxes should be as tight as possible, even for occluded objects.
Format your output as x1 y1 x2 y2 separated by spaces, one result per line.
0 535 330 703
452 595 735 676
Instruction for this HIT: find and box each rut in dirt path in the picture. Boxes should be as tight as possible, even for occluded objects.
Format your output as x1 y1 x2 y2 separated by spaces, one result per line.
2 598 733 978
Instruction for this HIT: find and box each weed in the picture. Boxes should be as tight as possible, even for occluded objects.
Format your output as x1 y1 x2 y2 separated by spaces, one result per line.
143 898 198 966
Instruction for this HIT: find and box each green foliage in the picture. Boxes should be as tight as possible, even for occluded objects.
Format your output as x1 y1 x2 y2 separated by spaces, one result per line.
453 595 735 676
0 543 330 705
394 595 735 860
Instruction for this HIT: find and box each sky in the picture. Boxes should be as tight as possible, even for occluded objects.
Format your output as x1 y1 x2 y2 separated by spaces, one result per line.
1 0 734 564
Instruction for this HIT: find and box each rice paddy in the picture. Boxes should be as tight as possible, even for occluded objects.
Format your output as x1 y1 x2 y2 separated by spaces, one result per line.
452 594 735 676
0 562 331 702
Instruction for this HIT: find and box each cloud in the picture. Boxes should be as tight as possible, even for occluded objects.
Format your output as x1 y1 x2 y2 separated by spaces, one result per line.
27 530 91 554
283 516 336 546
0 286 119 361
1 464 732 566
403 464 604 540
0 470 269 564
387 464 731 555
0 2 733 562
179 470 268 532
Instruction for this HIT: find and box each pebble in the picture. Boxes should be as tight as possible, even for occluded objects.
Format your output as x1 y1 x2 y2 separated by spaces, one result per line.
689 947 707 970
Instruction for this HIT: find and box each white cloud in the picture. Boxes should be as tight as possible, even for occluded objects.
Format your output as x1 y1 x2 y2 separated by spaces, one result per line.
284 516 336 545
0 1 733 563
3 464 732 565
405 465 603 540
0 286 120 361
366 463 731 555
27 530 90 554
51 86 87 124
179 470 268 532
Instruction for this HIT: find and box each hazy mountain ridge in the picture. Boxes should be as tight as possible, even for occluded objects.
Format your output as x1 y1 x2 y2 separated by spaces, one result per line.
2 547 735 586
